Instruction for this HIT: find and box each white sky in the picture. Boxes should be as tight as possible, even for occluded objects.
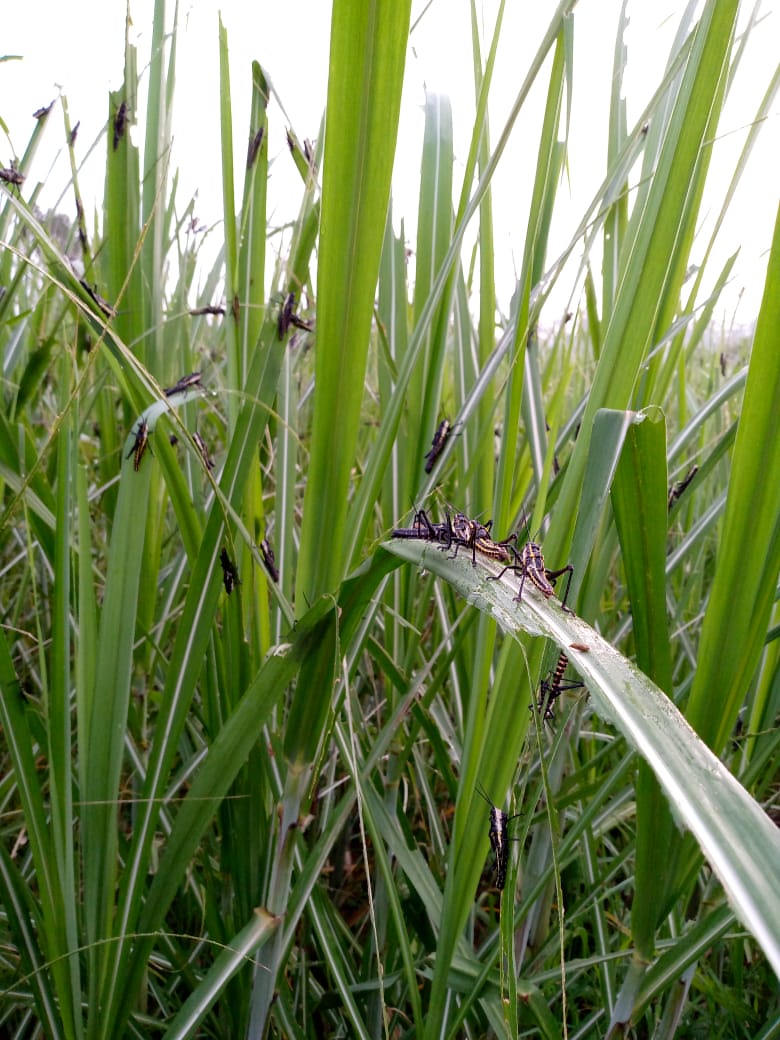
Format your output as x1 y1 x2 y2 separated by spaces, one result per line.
2 0 778 328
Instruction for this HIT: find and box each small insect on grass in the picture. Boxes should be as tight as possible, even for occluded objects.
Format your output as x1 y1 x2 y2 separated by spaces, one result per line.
220 548 240 595
391 508 450 545
113 100 127 150
164 372 202 396
447 512 517 567
533 651 586 725
192 431 214 471
489 518 574 614
1 165 25 187
278 292 313 340
127 419 152 472
260 538 279 583
247 127 264 168
423 418 451 473
475 784 522 892
79 279 117 319
667 464 698 511
392 507 518 569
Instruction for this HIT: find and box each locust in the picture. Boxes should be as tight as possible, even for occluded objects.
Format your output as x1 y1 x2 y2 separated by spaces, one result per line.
475 785 522 892
260 538 279 583
220 548 240 595
533 651 585 725
126 419 151 471
489 525 574 614
164 372 203 396
423 419 452 473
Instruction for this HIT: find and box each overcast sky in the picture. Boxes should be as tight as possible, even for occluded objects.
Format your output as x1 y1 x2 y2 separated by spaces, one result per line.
2 0 777 327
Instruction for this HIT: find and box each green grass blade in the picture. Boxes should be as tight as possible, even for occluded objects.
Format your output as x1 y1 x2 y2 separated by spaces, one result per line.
141 0 177 373
218 16 240 428
83 429 153 1028
46 374 81 1035
237 62 270 384
297 0 412 604
611 408 676 964
0 845 63 1038
163 910 280 1040
411 90 454 468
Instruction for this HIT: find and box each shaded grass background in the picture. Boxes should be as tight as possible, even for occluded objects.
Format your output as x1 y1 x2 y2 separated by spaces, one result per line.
1 1 779 1037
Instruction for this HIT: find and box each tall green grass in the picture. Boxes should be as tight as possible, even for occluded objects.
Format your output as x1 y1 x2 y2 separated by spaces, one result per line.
1 1 779 1037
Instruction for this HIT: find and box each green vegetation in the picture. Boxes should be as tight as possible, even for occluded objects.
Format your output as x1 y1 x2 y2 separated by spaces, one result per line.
1 1 779 1037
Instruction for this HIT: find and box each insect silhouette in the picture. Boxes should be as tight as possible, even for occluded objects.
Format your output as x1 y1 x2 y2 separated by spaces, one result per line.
534 651 585 725
192 431 214 471
1 165 25 188
475 785 522 891
164 372 203 396
391 507 517 569
260 538 279 583
113 101 127 150
247 127 264 168
127 419 151 472
79 279 116 319
278 292 313 340
423 418 452 473
391 508 450 545
220 548 240 595
667 464 698 511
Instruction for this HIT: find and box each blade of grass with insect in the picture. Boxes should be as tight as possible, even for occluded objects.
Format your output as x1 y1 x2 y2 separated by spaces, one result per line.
450 41 574 991
237 62 269 386
82 420 154 1026
105 65 143 361
411 90 453 474
345 0 578 571
273 112 322 643
423 14 579 1032
463 35 574 980
96 71 292 1040
235 63 271 659
385 536 780 976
